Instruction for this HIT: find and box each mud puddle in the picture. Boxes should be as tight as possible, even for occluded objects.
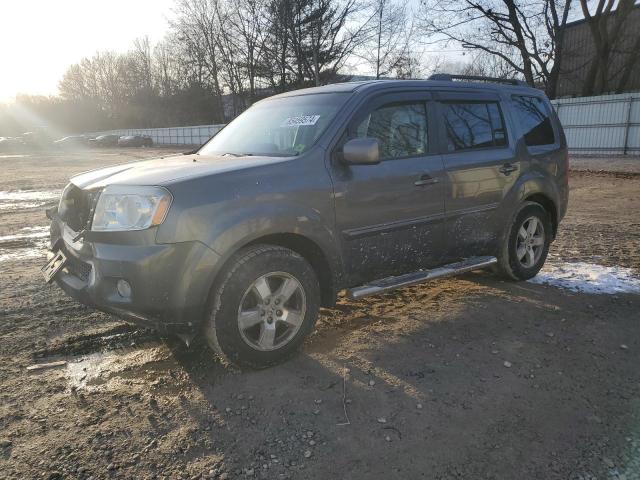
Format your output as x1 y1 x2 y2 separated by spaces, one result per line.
29 325 170 392
530 260 640 294
65 346 172 392
34 324 159 358
0 189 60 211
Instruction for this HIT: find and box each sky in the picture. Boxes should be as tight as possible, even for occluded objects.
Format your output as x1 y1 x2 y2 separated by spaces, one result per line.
0 0 175 101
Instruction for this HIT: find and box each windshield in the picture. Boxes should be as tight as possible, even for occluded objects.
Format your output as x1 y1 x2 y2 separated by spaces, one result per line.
199 92 350 157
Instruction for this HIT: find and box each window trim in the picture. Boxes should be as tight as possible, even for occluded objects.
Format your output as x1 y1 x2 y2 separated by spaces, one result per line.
438 100 511 154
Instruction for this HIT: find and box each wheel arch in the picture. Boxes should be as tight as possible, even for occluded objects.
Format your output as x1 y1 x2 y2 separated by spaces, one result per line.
523 192 558 238
208 232 339 310
246 233 337 307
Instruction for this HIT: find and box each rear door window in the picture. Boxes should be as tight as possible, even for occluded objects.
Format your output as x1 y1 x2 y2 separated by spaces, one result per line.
442 102 507 152
511 96 555 146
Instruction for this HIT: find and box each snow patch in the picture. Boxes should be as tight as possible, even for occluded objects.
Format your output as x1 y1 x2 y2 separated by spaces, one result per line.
0 225 49 262
0 226 50 242
0 189 60 211
530 262 640 294
0 248 46 262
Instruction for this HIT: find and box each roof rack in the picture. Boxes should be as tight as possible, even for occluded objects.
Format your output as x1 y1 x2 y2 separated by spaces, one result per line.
428 73 529 87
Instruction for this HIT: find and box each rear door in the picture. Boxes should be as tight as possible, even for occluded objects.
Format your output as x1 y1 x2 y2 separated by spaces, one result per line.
435 91 519 260
330 92 446 285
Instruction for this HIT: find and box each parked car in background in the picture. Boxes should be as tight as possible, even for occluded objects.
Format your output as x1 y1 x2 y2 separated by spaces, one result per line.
89 134 121 147
53 135 90 147
45 75 568 368
118 135 153 147
21 132 41 146
0 136 24 152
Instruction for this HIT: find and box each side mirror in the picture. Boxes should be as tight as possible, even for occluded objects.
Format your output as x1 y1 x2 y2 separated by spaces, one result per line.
342 138 380 165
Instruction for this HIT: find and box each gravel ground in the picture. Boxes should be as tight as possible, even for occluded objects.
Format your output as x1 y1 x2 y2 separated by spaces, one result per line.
569 155 640 174
1 148 639 480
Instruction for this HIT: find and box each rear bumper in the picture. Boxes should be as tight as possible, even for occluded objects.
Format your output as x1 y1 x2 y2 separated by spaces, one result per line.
49 216 221 334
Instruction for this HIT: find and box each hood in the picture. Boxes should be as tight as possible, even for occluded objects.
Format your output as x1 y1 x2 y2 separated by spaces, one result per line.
70 154 290 190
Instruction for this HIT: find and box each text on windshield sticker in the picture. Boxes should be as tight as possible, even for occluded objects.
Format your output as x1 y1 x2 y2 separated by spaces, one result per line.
281 115 321 127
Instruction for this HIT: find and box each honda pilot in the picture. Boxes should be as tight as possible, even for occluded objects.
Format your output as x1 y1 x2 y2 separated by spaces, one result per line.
44 75 569 367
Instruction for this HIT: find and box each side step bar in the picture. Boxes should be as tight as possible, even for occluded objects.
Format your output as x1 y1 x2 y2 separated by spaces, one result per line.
347 256 497 299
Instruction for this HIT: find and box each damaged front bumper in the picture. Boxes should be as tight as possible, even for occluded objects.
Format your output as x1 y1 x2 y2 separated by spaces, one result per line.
46 209 221 334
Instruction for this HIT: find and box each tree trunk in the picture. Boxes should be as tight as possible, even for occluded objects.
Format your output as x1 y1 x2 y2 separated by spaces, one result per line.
616 34 640 93
376 1 383 79
503 0 535 85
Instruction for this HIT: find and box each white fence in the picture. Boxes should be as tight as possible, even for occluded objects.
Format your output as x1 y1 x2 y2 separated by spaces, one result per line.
551 93 640 155
89 124 226 146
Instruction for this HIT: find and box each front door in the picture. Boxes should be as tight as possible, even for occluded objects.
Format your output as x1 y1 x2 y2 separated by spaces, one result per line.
330 92 446 286
435 92 519 260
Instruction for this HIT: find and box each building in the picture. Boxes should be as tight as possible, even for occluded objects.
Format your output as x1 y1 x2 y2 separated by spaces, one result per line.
556 4 640 98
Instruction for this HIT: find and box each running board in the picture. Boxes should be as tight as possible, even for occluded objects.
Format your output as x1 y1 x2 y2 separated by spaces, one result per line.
347 256 497 299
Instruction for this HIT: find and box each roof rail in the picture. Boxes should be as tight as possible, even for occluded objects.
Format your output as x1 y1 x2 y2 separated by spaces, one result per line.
428 73 529 87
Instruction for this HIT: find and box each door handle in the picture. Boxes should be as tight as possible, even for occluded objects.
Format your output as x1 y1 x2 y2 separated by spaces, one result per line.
499 163 518 175
414 174 439 187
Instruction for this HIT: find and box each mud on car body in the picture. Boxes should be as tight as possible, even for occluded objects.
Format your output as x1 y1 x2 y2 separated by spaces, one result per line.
44 75 569 367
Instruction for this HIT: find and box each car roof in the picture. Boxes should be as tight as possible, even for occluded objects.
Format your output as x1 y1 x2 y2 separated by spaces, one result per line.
267 79 542 100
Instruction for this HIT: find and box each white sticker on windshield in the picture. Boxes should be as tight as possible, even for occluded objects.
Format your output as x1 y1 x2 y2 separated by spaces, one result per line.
281 115 321 127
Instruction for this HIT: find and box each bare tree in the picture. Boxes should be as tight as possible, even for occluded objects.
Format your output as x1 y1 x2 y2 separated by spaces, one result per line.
153 37 184 97
355 0 417 79
59 64 89 100
461 51 519 77
129 37 154 93
228 0 268 101
52 0 382 131
171 0 226 121
261 0 293 91
418 0 573 97
288 0 369 86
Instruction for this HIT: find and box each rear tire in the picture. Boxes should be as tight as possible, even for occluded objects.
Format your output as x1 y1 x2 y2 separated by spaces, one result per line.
495 201 552 281
204 244 320 368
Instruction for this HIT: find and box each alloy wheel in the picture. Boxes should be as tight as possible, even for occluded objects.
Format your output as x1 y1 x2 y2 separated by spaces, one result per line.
236 272 307 351
516 216 545 268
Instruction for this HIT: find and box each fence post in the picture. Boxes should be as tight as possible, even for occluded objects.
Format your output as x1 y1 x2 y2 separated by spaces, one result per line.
623 96 633 156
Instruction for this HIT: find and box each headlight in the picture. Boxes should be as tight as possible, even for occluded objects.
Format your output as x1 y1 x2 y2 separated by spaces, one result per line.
91 185 172 232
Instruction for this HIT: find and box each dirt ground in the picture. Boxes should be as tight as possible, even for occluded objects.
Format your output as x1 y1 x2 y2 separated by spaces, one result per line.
1 148 639 480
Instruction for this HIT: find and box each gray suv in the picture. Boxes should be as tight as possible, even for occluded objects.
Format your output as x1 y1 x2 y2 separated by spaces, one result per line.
44 75 569 367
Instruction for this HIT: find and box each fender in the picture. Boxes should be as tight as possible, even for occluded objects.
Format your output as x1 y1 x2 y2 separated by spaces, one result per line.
204 201 343 280
155 150 345 297
498 168 561 241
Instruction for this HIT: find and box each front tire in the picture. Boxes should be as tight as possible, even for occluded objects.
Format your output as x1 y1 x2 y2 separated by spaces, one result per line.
495 201 552 281
204 244 320 368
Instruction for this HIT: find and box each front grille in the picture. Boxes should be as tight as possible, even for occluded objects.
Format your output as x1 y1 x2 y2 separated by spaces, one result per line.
59 244 93 282
58 184 99 231
66 255 92 282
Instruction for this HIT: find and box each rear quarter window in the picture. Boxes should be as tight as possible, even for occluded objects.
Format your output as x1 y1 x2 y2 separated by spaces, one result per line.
511 95 556 147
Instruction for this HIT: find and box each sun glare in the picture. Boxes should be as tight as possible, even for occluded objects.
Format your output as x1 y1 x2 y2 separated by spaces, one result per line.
0 0 173 101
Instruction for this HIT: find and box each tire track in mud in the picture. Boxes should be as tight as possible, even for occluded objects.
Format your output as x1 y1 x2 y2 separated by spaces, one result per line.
32 324 160 359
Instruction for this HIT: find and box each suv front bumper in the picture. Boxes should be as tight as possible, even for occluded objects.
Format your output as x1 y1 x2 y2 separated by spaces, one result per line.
48 214 221 334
